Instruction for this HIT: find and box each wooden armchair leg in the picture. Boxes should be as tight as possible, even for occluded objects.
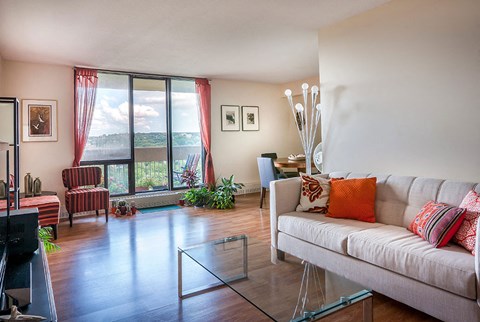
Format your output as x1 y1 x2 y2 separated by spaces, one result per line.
105 209 108 222
96 210 99 217
50 224 58 240
69 213 73 227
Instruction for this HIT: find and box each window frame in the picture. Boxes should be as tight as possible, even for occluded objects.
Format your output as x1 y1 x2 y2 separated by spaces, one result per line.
79 69 204 196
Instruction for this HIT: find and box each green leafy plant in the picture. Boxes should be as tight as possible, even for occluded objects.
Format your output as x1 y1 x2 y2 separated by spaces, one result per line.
182 175 244 210
39 227 60 253
140 177 157 189
211 175 245 209
217 175 244 195
183 186 213 207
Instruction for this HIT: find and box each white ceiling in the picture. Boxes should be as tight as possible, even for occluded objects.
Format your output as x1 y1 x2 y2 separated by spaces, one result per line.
0 0 390 84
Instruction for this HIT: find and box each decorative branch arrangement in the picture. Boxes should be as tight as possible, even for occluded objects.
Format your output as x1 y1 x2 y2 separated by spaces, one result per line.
284 84 321 175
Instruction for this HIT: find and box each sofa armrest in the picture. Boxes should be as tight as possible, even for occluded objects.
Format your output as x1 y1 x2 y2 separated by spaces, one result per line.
269 177 304 248
476 218 480 307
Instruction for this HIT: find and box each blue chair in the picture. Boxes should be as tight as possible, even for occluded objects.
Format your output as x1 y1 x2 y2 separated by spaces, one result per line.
257 157 283 208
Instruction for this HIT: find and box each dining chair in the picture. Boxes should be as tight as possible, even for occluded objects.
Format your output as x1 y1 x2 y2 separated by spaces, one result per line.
261 152 298 178
257 157 281 208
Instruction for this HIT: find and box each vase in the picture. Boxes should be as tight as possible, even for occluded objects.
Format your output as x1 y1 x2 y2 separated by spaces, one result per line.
0 180 5 199
24 173 33 197
33 177 42 196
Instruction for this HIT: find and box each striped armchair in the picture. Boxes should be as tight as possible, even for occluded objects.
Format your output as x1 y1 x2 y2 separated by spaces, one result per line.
62 166 109 227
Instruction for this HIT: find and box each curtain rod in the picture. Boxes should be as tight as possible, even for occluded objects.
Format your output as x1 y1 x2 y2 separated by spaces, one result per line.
73 66 207 81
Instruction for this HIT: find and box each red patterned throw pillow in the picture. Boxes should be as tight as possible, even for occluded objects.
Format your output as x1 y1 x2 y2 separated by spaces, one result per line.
409 201 466 248
296 174 330 213
453 190 480 255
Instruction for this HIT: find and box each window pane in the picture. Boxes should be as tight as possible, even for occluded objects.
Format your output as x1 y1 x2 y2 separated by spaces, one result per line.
108 164 129 195
83 73 131 161
171 80 203 188
133 78 168 192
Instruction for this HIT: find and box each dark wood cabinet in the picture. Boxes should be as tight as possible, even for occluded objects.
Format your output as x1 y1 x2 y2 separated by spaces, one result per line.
4 241 57 321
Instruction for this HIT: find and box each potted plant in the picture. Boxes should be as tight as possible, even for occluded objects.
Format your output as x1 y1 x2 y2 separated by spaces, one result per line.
180 169 199 189
39 227 60 253
211 175 244 209
117 200 128 216
182 175 244 210
182 186 213 207
140 177 157 190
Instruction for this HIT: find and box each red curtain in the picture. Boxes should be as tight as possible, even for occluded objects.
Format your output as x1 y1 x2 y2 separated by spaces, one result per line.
195 78 215 185
73 68 98 167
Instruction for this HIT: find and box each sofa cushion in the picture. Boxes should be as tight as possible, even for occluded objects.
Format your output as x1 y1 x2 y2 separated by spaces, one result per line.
408 201 466 247
347 225 476 299
453 190 480 255
278 212 384 255
296 174 330 213
327 177 377 223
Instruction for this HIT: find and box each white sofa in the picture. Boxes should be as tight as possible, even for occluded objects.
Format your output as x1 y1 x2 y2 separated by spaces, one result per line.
270 171 480 322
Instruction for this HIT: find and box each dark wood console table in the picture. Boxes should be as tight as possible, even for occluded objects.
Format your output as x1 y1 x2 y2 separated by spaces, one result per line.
5 242 57 321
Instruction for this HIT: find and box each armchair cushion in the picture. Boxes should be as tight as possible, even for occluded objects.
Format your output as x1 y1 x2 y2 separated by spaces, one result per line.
65 187 109 213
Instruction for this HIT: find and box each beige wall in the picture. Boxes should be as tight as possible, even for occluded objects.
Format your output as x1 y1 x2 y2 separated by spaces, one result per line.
0 61 307 197
318 0 480 181
0 54 3 94
2 61 74 201
281 76 320 97
211 79 302 186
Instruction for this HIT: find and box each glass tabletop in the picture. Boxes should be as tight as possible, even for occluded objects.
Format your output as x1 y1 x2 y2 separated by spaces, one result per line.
178 235 372 322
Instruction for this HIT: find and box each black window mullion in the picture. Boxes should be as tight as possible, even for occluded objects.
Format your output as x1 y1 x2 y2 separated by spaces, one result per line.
128 75 135 194
103 164 108 190
166 78 173 190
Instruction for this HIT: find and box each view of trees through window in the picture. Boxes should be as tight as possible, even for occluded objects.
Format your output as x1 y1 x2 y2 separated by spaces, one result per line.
82 72 203 195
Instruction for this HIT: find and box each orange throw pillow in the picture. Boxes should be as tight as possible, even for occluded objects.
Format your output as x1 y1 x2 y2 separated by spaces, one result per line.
327 177 377 223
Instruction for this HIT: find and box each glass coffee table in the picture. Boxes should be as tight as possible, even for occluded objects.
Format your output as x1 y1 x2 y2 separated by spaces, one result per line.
178 235 372 321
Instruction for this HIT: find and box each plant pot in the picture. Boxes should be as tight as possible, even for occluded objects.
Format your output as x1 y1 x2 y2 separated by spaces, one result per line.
178 199 185 206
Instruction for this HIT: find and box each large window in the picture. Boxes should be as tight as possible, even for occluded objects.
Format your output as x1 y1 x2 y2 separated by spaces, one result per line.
82 72 203 195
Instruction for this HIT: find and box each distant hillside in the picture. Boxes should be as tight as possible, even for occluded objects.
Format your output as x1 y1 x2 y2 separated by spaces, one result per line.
87 132 201 147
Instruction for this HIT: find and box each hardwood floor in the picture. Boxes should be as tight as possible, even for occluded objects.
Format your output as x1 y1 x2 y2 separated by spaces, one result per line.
47 193 439 322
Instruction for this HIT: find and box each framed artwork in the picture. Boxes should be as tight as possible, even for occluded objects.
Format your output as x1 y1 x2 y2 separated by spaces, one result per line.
22 99 58 142
241 106 259 131
221 105 240 131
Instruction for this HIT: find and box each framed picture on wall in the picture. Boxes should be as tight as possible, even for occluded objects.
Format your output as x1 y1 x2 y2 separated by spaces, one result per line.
22 99 58 142
241 106 259 131
221 105 240 131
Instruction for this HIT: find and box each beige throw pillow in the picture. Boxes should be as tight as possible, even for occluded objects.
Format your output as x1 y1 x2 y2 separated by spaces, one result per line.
296 174 330 213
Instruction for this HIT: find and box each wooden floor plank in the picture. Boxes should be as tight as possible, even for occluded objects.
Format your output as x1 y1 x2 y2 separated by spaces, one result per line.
47 193 438 321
